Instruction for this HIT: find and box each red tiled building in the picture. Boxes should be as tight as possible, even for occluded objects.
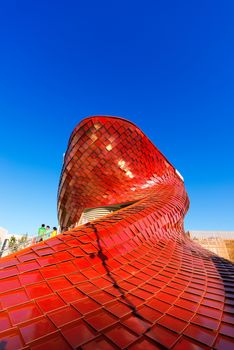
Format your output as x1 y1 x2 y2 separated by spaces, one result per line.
0 116 233 349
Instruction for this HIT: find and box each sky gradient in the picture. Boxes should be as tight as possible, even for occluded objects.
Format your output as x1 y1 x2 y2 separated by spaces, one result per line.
0 0 234 235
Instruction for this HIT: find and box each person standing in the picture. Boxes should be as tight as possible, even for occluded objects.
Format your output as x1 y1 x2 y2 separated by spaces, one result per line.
38 224 46 241
51 227 57 237
45 225 51 239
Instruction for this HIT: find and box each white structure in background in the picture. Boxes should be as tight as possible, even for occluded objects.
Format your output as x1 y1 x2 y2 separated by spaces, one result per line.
0 227 10 255
0 227 33 258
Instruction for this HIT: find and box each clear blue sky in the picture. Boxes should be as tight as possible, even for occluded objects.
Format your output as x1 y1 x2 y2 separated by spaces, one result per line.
0 0 233 235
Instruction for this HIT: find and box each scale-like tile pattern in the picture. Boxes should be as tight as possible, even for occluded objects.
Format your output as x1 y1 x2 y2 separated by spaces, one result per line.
0 116 233 349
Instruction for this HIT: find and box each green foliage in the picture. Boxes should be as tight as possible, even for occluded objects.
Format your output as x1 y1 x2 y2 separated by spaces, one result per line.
8 235 18 252
8 234 29 253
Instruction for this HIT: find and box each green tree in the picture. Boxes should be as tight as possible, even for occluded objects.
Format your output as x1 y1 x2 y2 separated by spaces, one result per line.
8 235 18 253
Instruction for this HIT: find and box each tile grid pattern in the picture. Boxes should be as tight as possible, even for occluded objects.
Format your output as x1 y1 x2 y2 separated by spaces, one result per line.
0 116 233 349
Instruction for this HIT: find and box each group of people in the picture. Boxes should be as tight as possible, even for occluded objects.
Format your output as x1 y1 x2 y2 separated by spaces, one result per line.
38 224 57 241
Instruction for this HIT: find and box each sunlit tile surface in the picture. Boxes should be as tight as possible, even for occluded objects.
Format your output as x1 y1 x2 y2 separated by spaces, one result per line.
0 116 233 349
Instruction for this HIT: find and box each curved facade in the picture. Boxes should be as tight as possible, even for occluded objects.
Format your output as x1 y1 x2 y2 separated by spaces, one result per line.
0 116 233 349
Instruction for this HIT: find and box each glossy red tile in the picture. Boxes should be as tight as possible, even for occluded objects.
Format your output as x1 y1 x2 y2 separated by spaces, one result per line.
8 302 42 325
214 335 234 350
0 276 21 293
18 260 40 273
40 265 62 279
58 287 84 303
184 324 216 347
25 282 52 298
47 276 71 291
72 297 100 315
128 338 161 350
157 314 187 333
1 289 29 309
62 320 97 348
48 305 81 327
146 324 180 348
30 333 72 350
0 328 24 350
106 325 138 349
19 270 44 285
36 294 65 312
19 316 56 343
172 337 210 350
0 312 11 332
85 309 117 331
122 315 151 335
191 314 220 331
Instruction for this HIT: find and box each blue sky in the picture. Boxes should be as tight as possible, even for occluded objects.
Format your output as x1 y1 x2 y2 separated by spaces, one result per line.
0 0 233 235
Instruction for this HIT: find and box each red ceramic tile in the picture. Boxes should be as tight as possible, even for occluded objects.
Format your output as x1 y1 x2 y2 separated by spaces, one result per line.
89 290 115 304
137 305 162 323
131 288 153 300
36 294 65 312
128 338 161 350
8 302 42 325
106 301 132 318
37 255 57 267
175 298 198 312
214 335 234 350
58 287 84 303
62 320 97 348
0 266 18 278
1 289 29 309
0 276 21 293
219 323 234 337
70 247 84 257
66 272 87 284
19 316 56 343
184 324 216 347
191 314 220 331
54 251 73 263
17 260 40 273
19 270 44 285
57 261 77 274
172 337 210 350
0 312 11 331
76 281 99 293
40 265 62 279
157 314 187 333
146 324 180 348
72 297 100 315
0 328 24 350
47 276 71 291
122 315 151 335
85 309 117 331
48 305 81 327
157 291 178 304
148 298 171 313
106 325 138 349
222 312 234 324
0 258 18 269
73 257 91 269
50 243 68 252
30 333 72 350
167 305 194 321
82 336 116 350
197 305 222 320
36 247 54 256
25 282 52 298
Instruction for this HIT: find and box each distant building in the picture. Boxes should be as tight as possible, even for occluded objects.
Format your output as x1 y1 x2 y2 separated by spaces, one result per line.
0 228 33 257
189 230 234 262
